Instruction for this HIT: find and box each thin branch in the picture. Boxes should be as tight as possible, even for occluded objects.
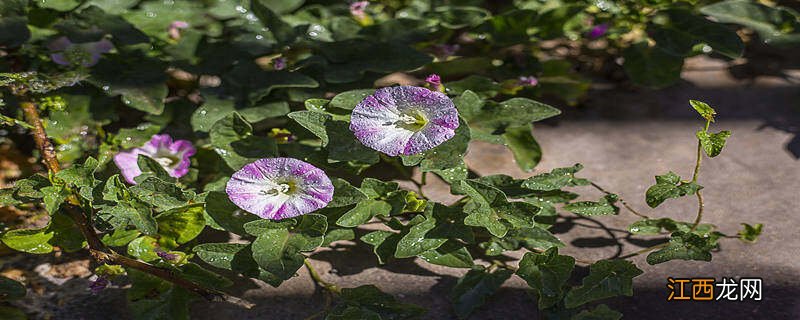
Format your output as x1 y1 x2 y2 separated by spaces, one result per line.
20 101 61 173
617 242 669 260
304 259 341 294
589 182 649 219
20 99 253 309
689 191 704 232
689 120 710 231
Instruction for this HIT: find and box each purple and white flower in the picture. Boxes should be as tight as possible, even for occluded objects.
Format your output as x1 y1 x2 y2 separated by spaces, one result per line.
425 74 443 92
349 1 369 18
113 134 196 184
518 76 539 87
226 158 333 220
167 21 190 40
587 23 609 39
272 57 287 70
349 86 459 156
88 277 109 294
48 36 114 67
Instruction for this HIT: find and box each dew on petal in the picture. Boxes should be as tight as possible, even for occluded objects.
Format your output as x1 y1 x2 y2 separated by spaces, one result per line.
349 86 459 156
226 158 334 220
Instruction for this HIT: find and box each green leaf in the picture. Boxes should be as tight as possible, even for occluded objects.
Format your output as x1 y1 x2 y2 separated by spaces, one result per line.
418 241 474 268
320 40 431 83
522 164 590 191
193 243 249 271
503 125 542 172
55 6 148 45
251 0 297 44
622 42 684 88
564 194 619 216
127 236 160 262
328 285 426 320
336 200 391 228
135 155 173 183
327 178 368 208
564 260 643 308
130 177 195 211
54 157 98 188
115 123 162 149
480 227 564 256
0 276 26 300
325 120 379 164
446 76 501 98
697 130 731 158
1 226 54 254
1 213 84 254
738 223 763 243
210 112 278 170
178 263 233 290
466 97 560 142
689 100 717 122
402 117 470 174
700 0 800 46
98 198 158 233
360 230 402 264
516 248 575 309
203 191 258 236
156 204 205 249
395 203 473 258
452 90 484 120
287 110 330 145
449 266 513 319
649 9 743 59
647 231 715 265
12 174 50 201
645 172 702 208
41 186 70 214
459 180 508 238
571 304 622 320
247 214 327 281
460 180 540 237
89 51 167 114
628 218 716 236
328 89 375 111
101 228 141 247
191 97 290 133
130 286 193 320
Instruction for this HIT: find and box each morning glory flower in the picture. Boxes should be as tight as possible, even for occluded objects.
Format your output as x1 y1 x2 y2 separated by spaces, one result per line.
167 21 190 40
48 37 114 67
425 74 444 92
113 134 196 184
587 23 609 39
226 158 334 220
272 57 287 70
349 86 459 156
518 76 539 87
88 277 109 294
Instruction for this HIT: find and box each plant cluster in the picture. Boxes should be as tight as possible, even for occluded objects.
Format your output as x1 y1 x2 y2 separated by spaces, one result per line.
0 0 778 319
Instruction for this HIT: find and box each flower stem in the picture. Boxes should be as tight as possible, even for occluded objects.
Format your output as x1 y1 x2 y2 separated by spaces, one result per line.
20 98 252 308
617 242 669 260
688 119 710 232
304 259 341 294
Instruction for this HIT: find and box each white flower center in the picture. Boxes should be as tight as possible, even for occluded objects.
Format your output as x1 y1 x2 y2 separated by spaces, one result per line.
154 156 175 168
261 183 292 196
393 110 428 132
399 114 418 125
